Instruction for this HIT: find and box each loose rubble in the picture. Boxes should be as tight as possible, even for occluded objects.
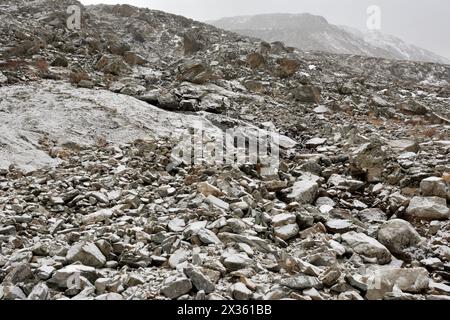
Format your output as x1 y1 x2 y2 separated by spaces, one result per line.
0 0 449 301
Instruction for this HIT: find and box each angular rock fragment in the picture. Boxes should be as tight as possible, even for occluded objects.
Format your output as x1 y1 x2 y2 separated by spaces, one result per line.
160 277 193 299
66 242 107 268
406 197 450 220
377 219 421 256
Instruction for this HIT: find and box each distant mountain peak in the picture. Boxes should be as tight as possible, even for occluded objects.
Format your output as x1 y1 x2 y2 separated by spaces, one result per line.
210 13 449 64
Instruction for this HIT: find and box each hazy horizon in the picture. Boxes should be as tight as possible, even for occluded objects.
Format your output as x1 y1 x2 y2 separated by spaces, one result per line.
80 0 450 60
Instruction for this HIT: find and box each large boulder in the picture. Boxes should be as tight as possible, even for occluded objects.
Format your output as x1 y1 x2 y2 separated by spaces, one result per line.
286 178 319 205
177 60 212 84
341 232 392 264
48 264 98 289
406 197 450 220
377 219 422 256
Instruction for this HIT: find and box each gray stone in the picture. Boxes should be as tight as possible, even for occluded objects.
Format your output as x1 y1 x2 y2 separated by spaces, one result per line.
305 138 326 148
95 293 123 300
66 242 107 267
82 208 114 224
319 268 341 287
0 225 16 235
218 233 275 253
197 228 221 245
420 257 444 269
358 208 387 223
325 220 355 234
3 285 26 300
4 263 33 284
287 179 319 204
341 232 391 264
184 266 215 293
406 197 450 220
387 139 419 153
36 265 55 280
377 219 421 256
168 218 186 232
420 177 448 199
160 277 193 299
274 223 299 240
206 195 230 211
48 264 97 288
328 174 364 192
271 213 297 227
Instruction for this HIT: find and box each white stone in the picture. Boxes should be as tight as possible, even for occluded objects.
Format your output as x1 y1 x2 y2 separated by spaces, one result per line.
406 197 449 220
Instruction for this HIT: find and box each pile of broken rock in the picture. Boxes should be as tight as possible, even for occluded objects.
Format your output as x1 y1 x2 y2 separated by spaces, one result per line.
0 138 449 300
0 0 450 300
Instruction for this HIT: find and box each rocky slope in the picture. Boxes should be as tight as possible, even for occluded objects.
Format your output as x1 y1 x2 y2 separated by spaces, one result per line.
211 13 450 64
0 0 450 300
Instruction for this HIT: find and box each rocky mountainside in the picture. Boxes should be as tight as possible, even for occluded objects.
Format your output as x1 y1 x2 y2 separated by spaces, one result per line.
0 0 450 300
211 13 450 64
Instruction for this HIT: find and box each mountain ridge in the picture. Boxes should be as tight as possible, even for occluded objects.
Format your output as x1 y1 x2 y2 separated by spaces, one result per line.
210 13 450 64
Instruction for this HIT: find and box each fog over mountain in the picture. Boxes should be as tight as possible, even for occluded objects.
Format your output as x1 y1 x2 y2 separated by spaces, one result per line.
210 13 449 64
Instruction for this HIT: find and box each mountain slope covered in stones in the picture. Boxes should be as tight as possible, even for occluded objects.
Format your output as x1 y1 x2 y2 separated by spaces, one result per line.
0 0 450 301
211 13 450 64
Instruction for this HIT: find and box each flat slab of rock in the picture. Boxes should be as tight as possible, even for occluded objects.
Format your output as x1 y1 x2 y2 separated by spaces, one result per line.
223 254 253 271
160 277 192 299
325 219 355 234
387 139 419 153
406 197 450 220
305 138 326 148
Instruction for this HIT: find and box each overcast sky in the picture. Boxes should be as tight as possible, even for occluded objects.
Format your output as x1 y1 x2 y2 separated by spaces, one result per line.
80 0 450 59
